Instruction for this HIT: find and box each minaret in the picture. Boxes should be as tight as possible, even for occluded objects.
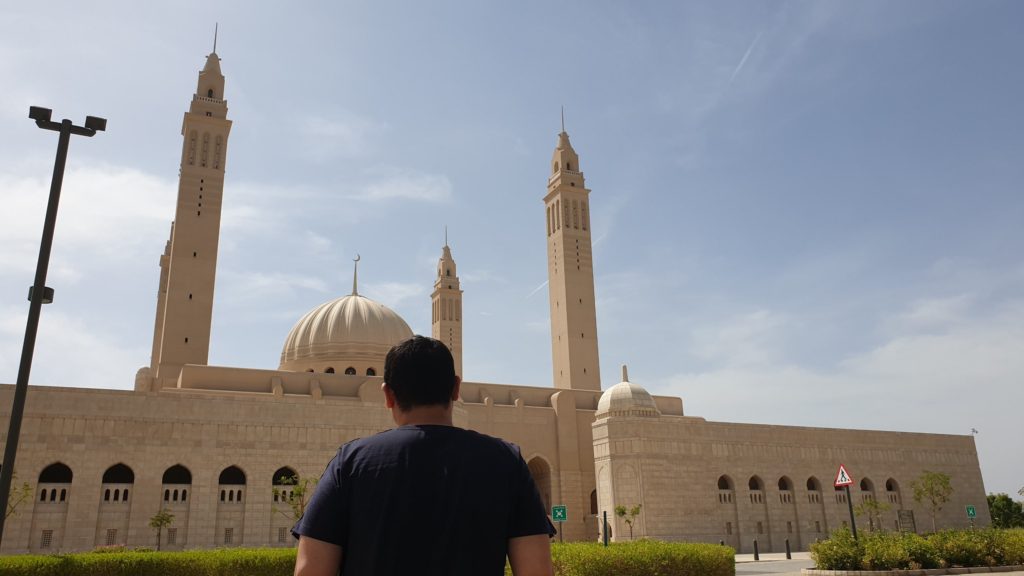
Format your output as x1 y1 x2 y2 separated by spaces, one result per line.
150 46 233 388
545 125 601 391
431 233 463 377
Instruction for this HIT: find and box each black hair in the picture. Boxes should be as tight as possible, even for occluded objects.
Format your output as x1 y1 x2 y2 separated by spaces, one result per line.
384 336 457 411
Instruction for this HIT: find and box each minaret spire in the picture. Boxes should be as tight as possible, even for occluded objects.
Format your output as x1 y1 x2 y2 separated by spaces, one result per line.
561 106 565 133
213 23 218 53
352 254 361 296
432 238 463 377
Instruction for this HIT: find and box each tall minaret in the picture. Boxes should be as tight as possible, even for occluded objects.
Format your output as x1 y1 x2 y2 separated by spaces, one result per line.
431 235 463 377
150 46 232 388
545 125 601 391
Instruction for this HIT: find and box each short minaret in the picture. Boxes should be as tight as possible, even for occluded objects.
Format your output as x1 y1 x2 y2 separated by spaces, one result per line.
431 233 463 377
545 125 601 391
150 46 233 388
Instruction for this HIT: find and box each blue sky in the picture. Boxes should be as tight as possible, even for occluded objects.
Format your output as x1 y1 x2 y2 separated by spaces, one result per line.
1 1 1022 497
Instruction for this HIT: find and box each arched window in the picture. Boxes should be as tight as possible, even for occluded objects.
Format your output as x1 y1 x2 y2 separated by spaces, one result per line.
207 88 214 98
590 490 598 514
366 367 376 376
717 475 734 490
325 367 335 374
860 478 874 492
59 489 66 502
102 463 135 484
220 490 226 502
104 489 111 501
748 476 763 490
807 477 821 491
173 489 179 501
38 462 73 483
113 489 120 502
164 489 170 501
228 491 234 502
182 489 187 501
219 466 246 485
49 489 56 501
273 467 297 486
885 478 899 492
778 476 793 491
162 464 192 485
567 162 572 171
344 367 356 375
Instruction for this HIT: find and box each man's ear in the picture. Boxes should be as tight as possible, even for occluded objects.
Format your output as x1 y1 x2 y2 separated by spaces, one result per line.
381 382 396 409
451 375 462 402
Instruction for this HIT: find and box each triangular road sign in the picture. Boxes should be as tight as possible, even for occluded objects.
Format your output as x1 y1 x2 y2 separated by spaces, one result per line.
834 464 854 487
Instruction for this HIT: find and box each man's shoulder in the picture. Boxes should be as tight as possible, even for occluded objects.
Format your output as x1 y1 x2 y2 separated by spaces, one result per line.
340 426 522 458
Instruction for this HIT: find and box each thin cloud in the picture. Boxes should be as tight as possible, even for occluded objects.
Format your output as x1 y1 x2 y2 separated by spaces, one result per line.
729 31 763 84
356 169 453 203
526 280 548 299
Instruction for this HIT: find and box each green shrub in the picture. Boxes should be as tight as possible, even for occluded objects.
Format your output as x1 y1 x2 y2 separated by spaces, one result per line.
929 528 991 567
999 528 1024 565
810 527 862 570
899 531 940 569
504 541 733 576
0 548 296 576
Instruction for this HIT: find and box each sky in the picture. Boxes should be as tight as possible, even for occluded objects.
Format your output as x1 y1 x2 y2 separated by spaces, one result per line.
1 1 1022 498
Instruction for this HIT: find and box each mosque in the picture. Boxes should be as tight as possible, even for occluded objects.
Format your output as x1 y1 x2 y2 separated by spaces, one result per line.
0 49 989 554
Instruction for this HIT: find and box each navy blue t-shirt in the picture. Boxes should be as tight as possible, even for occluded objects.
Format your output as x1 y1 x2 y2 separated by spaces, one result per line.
293 425 554 575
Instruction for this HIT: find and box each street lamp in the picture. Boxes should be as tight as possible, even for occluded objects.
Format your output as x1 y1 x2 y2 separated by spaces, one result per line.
0 107 106 545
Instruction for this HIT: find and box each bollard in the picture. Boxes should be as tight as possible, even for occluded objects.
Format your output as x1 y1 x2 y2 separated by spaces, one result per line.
602 511 609 547
785 538 792 559
719 539 725 546
753 538 759 561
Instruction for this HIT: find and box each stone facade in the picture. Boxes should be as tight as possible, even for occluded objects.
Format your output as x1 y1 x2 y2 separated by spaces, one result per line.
0 47 989 554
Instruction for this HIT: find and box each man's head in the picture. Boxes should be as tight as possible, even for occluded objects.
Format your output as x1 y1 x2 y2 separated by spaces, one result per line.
383 336 458 413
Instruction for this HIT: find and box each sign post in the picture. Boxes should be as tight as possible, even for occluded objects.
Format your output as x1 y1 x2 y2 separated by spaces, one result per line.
834 464 857 540
552 505 567 543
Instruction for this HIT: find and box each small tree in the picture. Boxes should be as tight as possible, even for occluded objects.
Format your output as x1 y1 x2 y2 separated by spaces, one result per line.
988 493 1024 529
148 508 175 551
911 470 953 532
853 498 891 532
614 504 642 540
272 474 318 522
4 472 32 520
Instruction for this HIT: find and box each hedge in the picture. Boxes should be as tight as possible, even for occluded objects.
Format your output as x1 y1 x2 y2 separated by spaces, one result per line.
810 527 1024 571
0 541 733 576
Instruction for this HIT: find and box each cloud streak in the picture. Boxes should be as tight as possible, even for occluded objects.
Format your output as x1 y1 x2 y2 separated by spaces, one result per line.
729 31 763 84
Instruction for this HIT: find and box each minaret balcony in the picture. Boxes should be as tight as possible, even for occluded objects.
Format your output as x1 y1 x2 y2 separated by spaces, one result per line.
548 169 582 185
192 94 226 105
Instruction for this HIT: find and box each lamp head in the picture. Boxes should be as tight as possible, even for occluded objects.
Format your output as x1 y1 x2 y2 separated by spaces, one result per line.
85 116 107 132
29 106 52 122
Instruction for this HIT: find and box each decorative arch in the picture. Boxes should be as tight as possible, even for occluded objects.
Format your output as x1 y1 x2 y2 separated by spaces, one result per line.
162 464 192 484
102 463 134 484
748 475 764 491
807 476 822 491
344 367 356 375
325 367 335 374
272 467 297 485
590 489 598 515
885 477 901 504
778 476 793 491
718 475 735 490
860 477 875 492
38 462 73 483
219 466 246 485
527 456 552 513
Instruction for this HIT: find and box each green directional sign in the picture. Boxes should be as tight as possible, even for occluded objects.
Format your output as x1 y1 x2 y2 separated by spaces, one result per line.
552 505 567 522
966 505 977 519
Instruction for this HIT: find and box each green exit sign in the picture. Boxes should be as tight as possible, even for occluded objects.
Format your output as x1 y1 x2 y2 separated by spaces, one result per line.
552 505 567 522
966 505 977 518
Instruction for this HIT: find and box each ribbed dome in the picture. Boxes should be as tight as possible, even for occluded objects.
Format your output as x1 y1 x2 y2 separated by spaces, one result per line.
596 365 660 418
279 293 413 372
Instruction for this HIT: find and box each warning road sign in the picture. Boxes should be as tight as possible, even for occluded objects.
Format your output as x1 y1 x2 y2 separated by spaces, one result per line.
834 464 854 487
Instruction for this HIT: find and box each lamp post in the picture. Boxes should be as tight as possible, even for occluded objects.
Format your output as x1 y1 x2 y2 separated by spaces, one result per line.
0 107 106 546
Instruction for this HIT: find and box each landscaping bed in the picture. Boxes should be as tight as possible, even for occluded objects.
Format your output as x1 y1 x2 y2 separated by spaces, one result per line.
0 540 733 576
807 528 1024 574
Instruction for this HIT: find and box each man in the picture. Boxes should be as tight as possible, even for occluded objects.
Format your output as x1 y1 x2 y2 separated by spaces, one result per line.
293 336 555 576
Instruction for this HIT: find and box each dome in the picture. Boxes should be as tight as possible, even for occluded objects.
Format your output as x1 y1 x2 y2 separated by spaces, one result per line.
279 292 413 373
596 365 660 418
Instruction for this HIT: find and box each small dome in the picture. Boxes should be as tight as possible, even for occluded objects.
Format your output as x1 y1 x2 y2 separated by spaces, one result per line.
596 365 660 418
279 293 413 372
